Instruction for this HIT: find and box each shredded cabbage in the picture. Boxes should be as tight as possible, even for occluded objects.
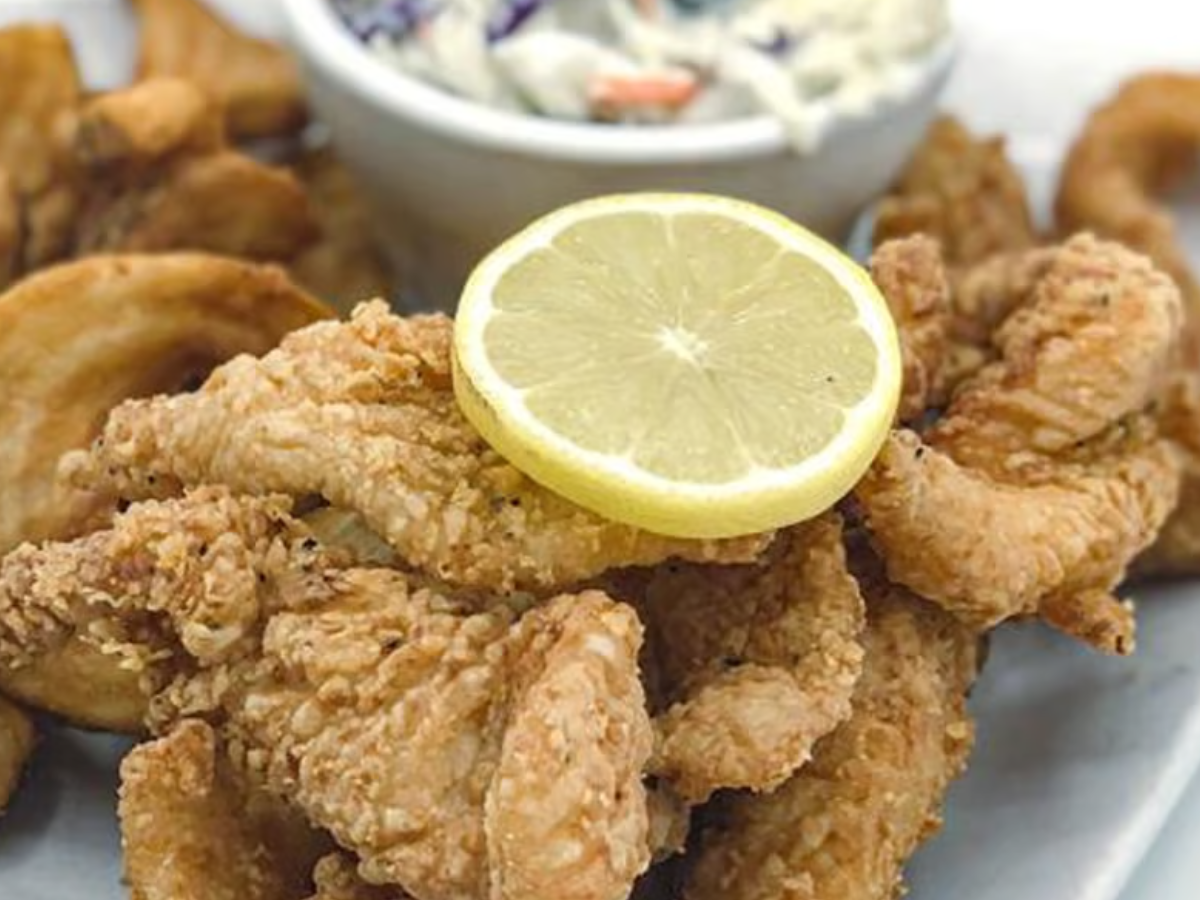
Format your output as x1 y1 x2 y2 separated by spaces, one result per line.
332 0 950 151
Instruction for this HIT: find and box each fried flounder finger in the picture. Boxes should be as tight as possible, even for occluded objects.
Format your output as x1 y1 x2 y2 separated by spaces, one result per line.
868 236 951 420
68 302 770 591
0 695 34 813
873 116 1038 268
120 719 330 900
0 253 328 731
856 236 1183 652
308 855 411 900
132 0 307 140
637 514 864 804
685 585 978 900
1053 73 1200 577
0 488 655 900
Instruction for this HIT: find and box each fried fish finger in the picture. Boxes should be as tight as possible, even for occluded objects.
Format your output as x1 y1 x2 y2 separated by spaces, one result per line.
67 303 769 591
0 489 655 900
637 514 864 804
120 719 329 900
855 236 1183 652
0 695 33 813
684 585 978 900
873 116 1038 268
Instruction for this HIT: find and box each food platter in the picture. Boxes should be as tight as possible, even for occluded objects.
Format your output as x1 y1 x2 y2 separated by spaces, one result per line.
2 1 1200 899
3 140 1199 900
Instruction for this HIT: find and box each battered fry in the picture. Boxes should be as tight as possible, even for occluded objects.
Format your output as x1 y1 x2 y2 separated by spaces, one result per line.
0 253 328 731
1054 72 1200 577
290 147 396 312
0 25 83 276
1055 72 1200 314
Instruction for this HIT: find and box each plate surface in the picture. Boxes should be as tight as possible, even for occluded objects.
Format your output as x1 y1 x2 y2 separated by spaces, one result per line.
2 1 1200 899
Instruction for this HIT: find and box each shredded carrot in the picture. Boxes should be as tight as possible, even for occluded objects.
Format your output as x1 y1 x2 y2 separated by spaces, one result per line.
635 0 659 20
589 73 699 112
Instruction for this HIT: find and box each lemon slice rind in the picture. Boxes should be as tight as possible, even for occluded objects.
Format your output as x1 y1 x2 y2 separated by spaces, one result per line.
454 193 902 539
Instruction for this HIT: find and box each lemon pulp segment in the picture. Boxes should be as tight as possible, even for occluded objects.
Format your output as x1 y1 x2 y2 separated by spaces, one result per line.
454 194 901 538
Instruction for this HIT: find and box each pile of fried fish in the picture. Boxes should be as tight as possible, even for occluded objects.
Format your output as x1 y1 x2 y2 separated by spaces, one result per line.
1 4 1200 897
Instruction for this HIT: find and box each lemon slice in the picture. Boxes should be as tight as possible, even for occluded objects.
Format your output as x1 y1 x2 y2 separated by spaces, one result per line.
453 193 901 539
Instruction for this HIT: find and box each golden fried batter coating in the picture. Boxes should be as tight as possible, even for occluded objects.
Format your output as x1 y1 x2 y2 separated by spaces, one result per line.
68 303 770 591
869 236 951 420
0 253 328 555
120 719 329 900
856 236 1183 652
1055 73 1200 313
859 427 1175 653
1053 72 1200 577
1 488 655 900
307 855 410 900
637 515 864 803
684 586 978 900
0 254 326 730
873 116 1038 268
0 694 33 813
76 78 224 170
71 79 317 262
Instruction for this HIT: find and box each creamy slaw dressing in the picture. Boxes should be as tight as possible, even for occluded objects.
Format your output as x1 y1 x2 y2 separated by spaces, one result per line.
332 0 950 152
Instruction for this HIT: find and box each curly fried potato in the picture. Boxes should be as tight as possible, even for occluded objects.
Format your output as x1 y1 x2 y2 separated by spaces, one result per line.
290 147 396 312
0 25 82 276
0 254 329 730
1056 72 1200 313
132 0 307 140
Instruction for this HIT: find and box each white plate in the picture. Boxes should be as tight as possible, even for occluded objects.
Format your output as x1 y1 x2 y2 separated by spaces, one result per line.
4 157 1200 900
2 2 1200 899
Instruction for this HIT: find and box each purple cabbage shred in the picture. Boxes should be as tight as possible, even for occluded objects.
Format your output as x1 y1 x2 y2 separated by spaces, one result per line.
486 0 546 44
332 0 436 42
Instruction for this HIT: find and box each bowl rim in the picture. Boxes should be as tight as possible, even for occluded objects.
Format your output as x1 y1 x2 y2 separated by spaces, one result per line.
282 0 957 165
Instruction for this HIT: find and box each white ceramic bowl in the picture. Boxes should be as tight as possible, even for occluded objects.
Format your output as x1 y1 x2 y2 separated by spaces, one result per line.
282 0 957 309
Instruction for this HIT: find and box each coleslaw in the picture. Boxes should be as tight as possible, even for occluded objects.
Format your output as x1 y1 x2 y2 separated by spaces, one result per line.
330 0 951 152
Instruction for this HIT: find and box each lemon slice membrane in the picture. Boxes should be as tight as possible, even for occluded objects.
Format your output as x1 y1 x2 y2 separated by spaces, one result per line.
453 193 901 539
